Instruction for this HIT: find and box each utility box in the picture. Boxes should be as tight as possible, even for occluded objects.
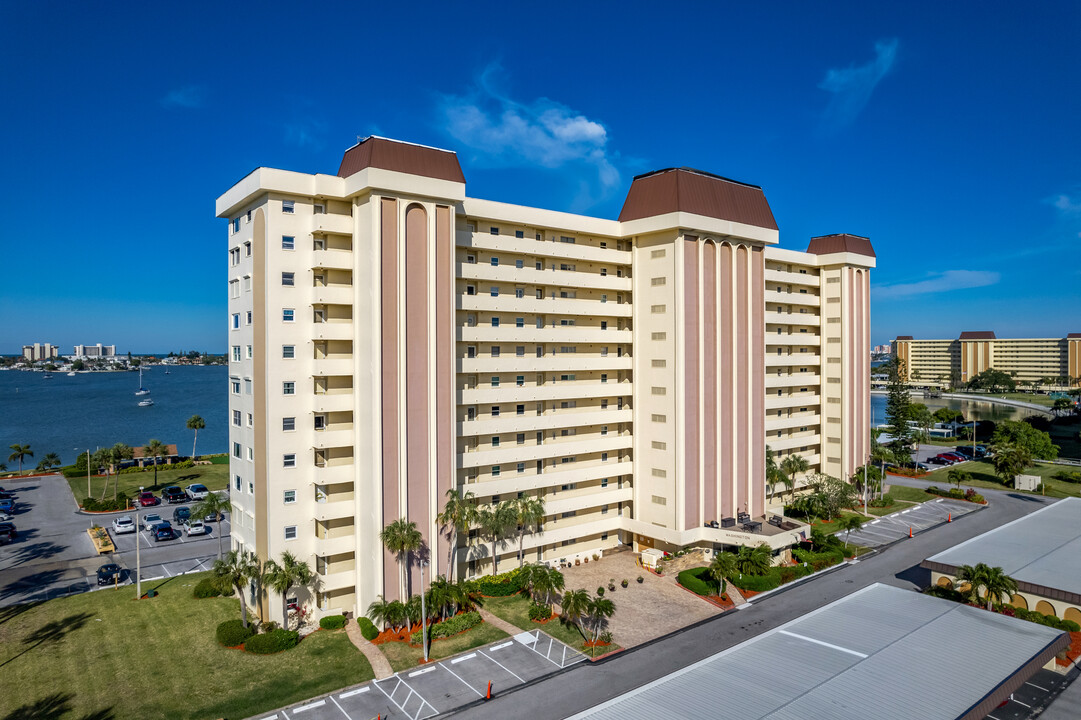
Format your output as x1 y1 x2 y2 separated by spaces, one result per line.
1015 474 1040 492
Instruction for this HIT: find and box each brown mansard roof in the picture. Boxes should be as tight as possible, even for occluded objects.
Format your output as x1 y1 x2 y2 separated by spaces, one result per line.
1068 333 1081 339
617 167 778 230
806 233 876 258
895 336 914 341
959 331 997 340
338 136 465 183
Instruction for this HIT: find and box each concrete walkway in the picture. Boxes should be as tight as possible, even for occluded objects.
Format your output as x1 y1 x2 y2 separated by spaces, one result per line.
344 618 394 679
479 607 524 636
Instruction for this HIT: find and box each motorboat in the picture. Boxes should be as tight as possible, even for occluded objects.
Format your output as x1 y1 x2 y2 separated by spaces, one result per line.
138 398 154 407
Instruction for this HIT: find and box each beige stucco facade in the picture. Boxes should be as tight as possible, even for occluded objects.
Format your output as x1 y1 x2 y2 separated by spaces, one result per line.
894 333 1081 388
217 138 874 623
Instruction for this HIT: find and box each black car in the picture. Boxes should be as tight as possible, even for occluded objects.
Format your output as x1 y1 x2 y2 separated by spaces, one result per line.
172 507 191 524
0 523 15 543
926 456 950 465
153 522 174 541
0 491 15 500
96 563 123 585
161 486 187 504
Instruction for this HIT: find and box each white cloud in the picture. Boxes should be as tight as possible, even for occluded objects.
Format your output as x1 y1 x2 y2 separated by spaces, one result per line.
873 270 1000 299
439 66 621 208
1048 192 1081 215
160 85 205 109
818 39 899 129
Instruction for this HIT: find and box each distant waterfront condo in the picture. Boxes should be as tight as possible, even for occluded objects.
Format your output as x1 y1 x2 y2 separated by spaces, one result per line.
73 343 117 359
893 332 1081 388
21 342 58 361
216 136 874 624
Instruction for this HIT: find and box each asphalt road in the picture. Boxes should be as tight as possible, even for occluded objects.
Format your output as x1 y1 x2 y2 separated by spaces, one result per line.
0 474 230 607
451 485 1059 720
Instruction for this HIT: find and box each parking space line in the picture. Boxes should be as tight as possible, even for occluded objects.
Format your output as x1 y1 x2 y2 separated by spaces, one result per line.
1024 681 1048 691
408 667 436 677
294 699 325 713
490 641 512 651
440 662 483 696
328 695 352 719
340 687 369 699
161 565 172 577
450 652 476 664
477 649 524 683
1010 698 1031 708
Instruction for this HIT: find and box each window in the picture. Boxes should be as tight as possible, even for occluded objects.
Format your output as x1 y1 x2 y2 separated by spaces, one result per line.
247 413 253 427
517 462 525 473
231 218 240 233
651 332 666 341
466 346 476 359
283 381 295 395
231 313 240 329
234 474 242 490
282 345 295 359
242 275 251 292
515 259 524 269
516 375 524 386
229 248 240 265
282 417 295 431
244 378 252 394
651 304 666 314
652 386 666 396
650 276 666 287
246 345 253 359
491 317 500 327
491 405 500 416
283 454 296 468
652 495 667 506
282 200 295 214
284 525 297 540
233 442 242 459
282 272 295 286
282 236 295 250
282 308 295 322
652 440 666 450
651 359 666 368
600 268 607 276
515 230 524 238
466 285 475 296
602 505 609 514
466 254 476 264
490 256 499 266
560 235 575 244
232 410 241 426
559 263 575 271
490 286 499 297
246 311 252 325
314 414 326 430
651 248 666 259
516 404 525 415
516 317 524 328
601 373 608 383
490 227 499 235
601 321 607 330
284 490 296 504
244 241 251 257
515 287 524 298
515 346 525 357
492 437 500 447
651 413 667 423
535 261 542 270
601 452 608 461
229 279 240 298
492 466 501 476
491 346 500 358
232 346 241 362
230 378 241 394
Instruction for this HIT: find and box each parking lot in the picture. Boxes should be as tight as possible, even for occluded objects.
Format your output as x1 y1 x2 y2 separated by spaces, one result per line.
841 496 979 548
986 668 1077 720
254 630 587 720
0 474 229 607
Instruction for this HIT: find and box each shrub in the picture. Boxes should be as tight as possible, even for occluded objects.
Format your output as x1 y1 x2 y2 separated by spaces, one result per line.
792 547 845 572
1053 470 1081 484
193 577 224 599
728 572 781 593
244 628 299 654
358 617 379 641
411 611 482 644
869 494 894 508
621 579 629 588
970 493 985 503
216 619 254 647
637 576 644 583
528 603 553 621
475 569 522 596
80 494 131 512
262 621 280 633
596 586 605 596
319 615 347 630
926 585 965 603
677 567 719 596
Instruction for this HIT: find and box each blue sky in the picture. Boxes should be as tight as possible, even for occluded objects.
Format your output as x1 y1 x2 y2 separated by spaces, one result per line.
1 1 1078 353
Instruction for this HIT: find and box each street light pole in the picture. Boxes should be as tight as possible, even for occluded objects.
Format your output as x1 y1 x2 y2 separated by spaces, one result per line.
86 450 91 499
135 486 142 600
420 560 429 662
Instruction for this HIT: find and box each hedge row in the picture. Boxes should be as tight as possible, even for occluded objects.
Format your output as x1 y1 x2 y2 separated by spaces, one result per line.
81 494 130 512
528 603 553 621
358 617 379 641
410 611 482 644
244 628 299 654
998 605 1081 633
193 577 226 599
792 547 845 572
727 562 818 593
319 615 346 630
475 569 522 596
925 486 985 503
677 567 720 596
216 619 254 647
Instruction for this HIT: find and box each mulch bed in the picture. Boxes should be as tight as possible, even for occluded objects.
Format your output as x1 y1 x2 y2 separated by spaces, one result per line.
1057 631 1081 667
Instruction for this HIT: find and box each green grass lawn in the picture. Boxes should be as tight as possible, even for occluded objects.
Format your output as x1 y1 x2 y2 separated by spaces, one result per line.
922 460 1080 499
377 622 509 673
0 571 373 720
864 499 918 516
65 463 230 503
884 484 937 504
482 593 620 658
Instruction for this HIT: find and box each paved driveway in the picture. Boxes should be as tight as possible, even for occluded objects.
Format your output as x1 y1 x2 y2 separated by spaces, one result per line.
841 497 979 548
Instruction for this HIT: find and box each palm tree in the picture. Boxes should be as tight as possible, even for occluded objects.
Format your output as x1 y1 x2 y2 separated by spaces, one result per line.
91 447 112 500
766 446 785 498
262 551 315 630
736 543 772 576
956 563 1017 610
404 595 423 628
190 492 233 558
108 443 133 500
380 518 423 598
186 415 206 459
7 444 32 473
535 566 564 607
35 452 61 472
980 566 1018 611
435 488 476 582
477 501 516 575
780 454 810 502
947 468 971 491
709 552 738 594
213 550 260 627
838 514 865 554
585 596 616 650
426 575 455 621
992 442 1032 485
143 439 168 487
366 595 393 630
513 496 546 567
559 589 591 641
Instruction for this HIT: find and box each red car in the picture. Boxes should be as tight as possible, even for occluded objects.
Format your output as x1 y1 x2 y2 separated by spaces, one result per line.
138 491 160 507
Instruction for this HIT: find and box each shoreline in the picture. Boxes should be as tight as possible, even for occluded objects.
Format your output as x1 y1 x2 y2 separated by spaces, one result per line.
870 389 1054 416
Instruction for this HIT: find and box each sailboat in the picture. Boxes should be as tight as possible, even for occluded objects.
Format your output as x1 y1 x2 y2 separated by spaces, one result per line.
134 366 150 396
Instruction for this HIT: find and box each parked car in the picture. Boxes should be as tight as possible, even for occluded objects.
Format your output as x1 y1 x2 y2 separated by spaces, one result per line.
137 491 160 507
153 522 174 541
172 507 191 525
185 484 209 501
0 490 15 500
0 499 15 513
96 563 123 585
161 486 187 504
0 527 13 544
942 452 967 462
0 522 16 539
204 510 225 522
142 513 163 532
112 516 136 534
927 456 950 465
184 520 208 536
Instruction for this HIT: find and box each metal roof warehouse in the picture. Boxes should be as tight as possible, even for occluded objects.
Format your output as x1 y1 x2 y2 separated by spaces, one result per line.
568 584 1067 720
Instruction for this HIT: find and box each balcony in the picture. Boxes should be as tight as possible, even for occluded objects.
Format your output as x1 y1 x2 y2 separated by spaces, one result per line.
458 232 631 266
459 433 632 470
765 413 821 432
764 290 820 308
312 463 355 484
767 434 821 452
318 568 358 591
458 355 632 375
765 374 821 389
467 460 633 497
312 249 353 270
312 285 354 306
459 326 632 345
458 294 633 319
766 393 821 411
312 322 353 341
459 381 630 406
312 213 353 236
314 533 356 557
543 487 632 516
766 354 820 367
313 393 353 414
314 499 355 522
458 263 632 293
312 357 354 376
311 428 354 450
765 312 821 328
765 268 820 287
460 408 632 436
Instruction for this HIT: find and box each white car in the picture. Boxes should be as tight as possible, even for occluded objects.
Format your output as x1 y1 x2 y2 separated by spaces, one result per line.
112 516 136 534
184 520 208 536
142 513 163 532
0 511 13 522
185 484 209 501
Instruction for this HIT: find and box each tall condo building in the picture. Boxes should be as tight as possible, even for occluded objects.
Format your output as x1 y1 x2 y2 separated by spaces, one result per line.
217 136 874 622
893 332 1081 388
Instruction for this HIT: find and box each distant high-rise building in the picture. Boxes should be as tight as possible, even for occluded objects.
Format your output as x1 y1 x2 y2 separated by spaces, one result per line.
217 136 874 624
73 343 116 359
21 343 58 361
893 332 1081 388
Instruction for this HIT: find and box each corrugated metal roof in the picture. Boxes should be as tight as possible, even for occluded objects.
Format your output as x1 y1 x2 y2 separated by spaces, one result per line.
959 331 997 340
569 584 1067 720
337 136 465 183
806 233 876 258
617 167 778 230
925 497 1081 599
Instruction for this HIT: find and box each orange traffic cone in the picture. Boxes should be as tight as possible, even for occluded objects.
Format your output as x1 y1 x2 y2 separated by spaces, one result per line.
486 681 492 700
908 527 913 538
947 513 952 523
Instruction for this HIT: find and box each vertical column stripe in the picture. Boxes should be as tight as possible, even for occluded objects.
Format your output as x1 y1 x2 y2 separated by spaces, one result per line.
435 206 453 575
379 197 400 600
405 204 430 595
702 241 718 523
683 236 700 530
